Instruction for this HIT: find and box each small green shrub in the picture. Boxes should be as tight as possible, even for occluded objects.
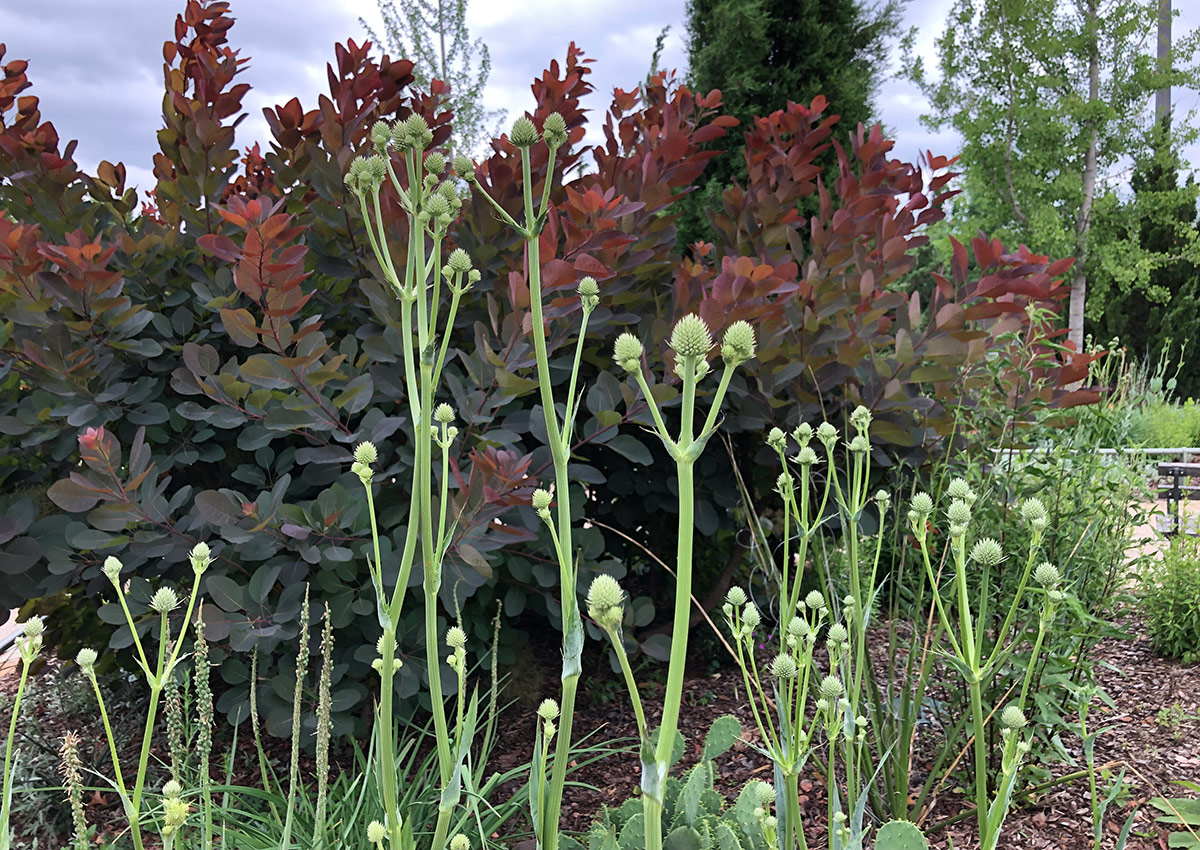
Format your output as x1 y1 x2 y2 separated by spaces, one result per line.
1141 535 1200 662
1129 398 1200 447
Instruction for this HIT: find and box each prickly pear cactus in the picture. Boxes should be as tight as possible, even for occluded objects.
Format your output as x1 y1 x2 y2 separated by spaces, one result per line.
874 820 928 850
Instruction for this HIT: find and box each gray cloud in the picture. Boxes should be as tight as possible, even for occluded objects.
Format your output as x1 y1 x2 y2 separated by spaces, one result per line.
5 0 1198 198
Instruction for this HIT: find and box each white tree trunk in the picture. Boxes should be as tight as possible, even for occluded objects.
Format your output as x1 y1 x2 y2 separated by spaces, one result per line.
1071 0 1100 350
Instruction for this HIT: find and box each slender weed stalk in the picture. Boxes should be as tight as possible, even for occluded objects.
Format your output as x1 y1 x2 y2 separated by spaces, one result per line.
58 730 88 850
1 616 44 850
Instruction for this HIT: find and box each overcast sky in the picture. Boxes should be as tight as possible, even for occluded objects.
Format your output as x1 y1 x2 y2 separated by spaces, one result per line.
3 0 1198 197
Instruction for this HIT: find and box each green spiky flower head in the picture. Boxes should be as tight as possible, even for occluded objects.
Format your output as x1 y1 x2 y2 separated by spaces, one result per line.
448 248 472 275
367 821 387 843
770 653 798 679
405 113 432 149
670 314 712 358
543 112 568 148
445 626 467 650
578 275 599 312
510 116 539 147
946 477 976 504
354 442 378 466
434 403 456 424
1021 497 1048 530
150 587 180 614
816 422 838 448
1034 562 1060 587
587 574 625 630
76 647 98 676
726 586 748 607
970 537 1004 567
1000 705 1027 729
767 427 787 451
189 541 212 574
827 622 849 645
537 698 560 721
805 590 827 611
754 781 775 808
370 119 391 152
819 675 844 700
424 151 446 174
911 492 934 516
721 320 756 366
452 154 475 181
947 498 971 526
102 556 123 585
849 405 872 433
450 837 471 850
612 333 644 373
793 422 813 446
797 446 818 466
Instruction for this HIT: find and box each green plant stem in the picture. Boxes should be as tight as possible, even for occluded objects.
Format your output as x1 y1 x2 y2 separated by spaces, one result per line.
784 770 808 850
0 658 30 841
968 678 990 848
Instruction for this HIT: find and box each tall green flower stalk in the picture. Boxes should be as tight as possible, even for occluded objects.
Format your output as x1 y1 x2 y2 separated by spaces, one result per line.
347 112 488 849
464 112 593 850
604 315 756 849
74 543 209 850
726 413 890 850
1 616 44 850
908 484 1060 850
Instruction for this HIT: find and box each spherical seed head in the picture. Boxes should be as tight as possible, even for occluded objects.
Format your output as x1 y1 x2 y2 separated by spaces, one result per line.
669 314 712 358
452 158 476 185
1000 705 1027 729
102 556 123 584
946 477 975 504
370 119 391 151
361 155 388 189
793 422 813 445
1021 497 1048 530
434 403 455 424
443 626 467 651
163 780 182 798
150 587 180 614
827 622 848 644
848 434 869 454
510 116 539 147
426 193 451 218
537 698 560 721
796 446 818 466
578 276 599 298
612 333 644 372
587 574 624 612
770 653 798 679
816 422 838 447
819 675 845 700
754 781 775 808
367 821 387 842
970 537 1004 567
805 590 827 610
721 320 756 365
76 648 98 674
542 112 568 148
405 113 432 147
726 586 748 607
849 405 872 433
424 152 446 174
911 492 934 516
787 616 808 639
742 602 762 631
354 441 378 466
1034 561 1060 587
766 427 786 451
21 616 44 639
947 498 971 526
531 488 553 512
445 248 473 275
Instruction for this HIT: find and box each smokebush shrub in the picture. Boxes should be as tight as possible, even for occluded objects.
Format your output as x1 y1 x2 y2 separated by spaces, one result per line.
0 1 1098 729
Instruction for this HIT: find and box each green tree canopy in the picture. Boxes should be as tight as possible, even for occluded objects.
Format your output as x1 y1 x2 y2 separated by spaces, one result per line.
904 0 1200 349
679 0 900 249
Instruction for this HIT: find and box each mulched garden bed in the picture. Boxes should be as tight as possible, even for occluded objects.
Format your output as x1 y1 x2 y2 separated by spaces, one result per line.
3 615 1197 849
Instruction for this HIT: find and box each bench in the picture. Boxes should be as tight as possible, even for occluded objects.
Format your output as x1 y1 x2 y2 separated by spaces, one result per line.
1157 461 1200 535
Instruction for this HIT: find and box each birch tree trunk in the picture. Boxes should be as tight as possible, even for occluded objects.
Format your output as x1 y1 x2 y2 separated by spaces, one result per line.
1070 0 1100 349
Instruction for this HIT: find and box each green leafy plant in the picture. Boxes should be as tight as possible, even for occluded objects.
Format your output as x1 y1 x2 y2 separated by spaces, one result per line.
1141 534 1200 662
